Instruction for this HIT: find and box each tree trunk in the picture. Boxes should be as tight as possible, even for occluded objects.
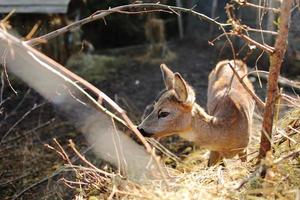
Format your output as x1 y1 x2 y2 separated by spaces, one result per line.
258 0 293 159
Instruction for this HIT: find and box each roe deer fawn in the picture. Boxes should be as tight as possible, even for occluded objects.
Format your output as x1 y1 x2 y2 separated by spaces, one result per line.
138 60 255 166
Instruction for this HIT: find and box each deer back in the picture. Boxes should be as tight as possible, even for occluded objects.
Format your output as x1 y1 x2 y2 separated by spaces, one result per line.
207 60 255 134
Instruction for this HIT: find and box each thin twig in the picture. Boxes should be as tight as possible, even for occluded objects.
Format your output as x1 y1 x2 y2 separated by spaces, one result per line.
273 149 300 164
0 70 4 102
247 27 278 35
1 118 55 144
111 117 128 176
228 62 265 110
1 48 17 94
68 139 114 177
225 3 275 54
0 102 45 143
235 0 281 13
53 138 73 165
110 117 123 175
2 89 32 122
280 94 300 108
147 138 180 162
0 171 31 187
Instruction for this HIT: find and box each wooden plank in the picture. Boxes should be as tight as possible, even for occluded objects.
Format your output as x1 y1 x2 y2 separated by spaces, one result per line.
0 6 68 13
0 0 70 5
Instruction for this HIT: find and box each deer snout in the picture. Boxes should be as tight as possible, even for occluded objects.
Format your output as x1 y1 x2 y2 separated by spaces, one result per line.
137 126 153 137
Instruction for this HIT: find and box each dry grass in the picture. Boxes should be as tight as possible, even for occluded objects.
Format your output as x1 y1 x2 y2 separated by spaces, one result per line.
56 104 300 200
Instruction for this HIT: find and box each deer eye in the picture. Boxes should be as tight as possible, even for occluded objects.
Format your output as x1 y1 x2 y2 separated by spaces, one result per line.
158 111 170 119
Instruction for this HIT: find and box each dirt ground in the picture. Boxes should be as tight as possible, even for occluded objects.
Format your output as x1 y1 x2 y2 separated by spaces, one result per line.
0 40 272 199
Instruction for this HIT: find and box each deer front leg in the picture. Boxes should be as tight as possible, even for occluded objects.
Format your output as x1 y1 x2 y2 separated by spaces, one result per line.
208 151 222 167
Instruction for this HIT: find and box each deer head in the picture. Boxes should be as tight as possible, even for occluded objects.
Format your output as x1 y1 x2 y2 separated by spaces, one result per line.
138 64 195 138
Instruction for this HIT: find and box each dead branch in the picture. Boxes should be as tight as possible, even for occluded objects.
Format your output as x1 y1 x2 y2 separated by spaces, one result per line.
225 3 275 54
26 3 229 46
259 0 293 159
247 70 300 92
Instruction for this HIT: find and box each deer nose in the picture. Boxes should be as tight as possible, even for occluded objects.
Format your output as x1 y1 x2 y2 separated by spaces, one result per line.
137 127 152 137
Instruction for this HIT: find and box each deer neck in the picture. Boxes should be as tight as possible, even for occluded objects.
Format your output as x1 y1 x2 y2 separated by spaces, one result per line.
179 103 219 146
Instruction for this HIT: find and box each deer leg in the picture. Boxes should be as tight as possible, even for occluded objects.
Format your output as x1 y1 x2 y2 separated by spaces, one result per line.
238 149 247 162
208 151 222 167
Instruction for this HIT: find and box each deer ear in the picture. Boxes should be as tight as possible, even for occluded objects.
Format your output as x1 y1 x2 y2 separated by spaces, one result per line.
174 73 195 105
160 64 174 90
